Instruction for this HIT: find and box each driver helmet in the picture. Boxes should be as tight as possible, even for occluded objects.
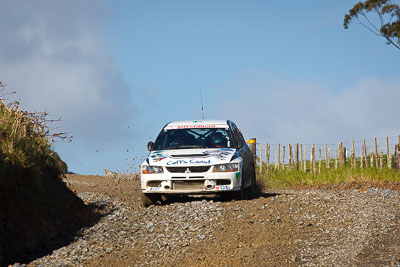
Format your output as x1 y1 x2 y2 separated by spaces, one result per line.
212 132 225 147
173 130 188 143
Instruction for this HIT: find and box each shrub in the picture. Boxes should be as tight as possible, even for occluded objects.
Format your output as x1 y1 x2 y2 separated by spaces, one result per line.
0 81 69 175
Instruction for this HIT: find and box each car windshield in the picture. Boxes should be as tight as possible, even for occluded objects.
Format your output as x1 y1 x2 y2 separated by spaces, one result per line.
153 128 233 150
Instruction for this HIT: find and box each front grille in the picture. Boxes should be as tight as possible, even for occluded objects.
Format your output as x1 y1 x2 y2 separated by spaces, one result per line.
216 180 231 185
173 180 204 190
167 166 211 173
171 176 205 179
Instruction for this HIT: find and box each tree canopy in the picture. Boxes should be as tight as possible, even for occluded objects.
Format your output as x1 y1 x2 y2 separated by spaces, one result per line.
344 0 400 50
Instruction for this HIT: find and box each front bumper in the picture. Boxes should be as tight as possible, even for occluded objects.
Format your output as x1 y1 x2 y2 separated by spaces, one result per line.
141 170 242 194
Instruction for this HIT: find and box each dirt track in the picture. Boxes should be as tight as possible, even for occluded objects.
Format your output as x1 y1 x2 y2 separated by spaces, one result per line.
26 174 400 266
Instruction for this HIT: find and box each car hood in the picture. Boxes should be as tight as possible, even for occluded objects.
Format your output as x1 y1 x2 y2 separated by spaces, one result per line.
146 148 237 166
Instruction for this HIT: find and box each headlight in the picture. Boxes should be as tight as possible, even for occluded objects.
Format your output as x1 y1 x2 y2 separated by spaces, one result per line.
142 165 164 174
213 163 239 172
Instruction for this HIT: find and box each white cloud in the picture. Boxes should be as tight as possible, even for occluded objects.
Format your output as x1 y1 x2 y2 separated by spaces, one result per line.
211 76 400 148
0 0 137 173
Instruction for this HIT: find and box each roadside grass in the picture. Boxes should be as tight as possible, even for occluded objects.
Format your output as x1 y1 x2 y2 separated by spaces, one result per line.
0 83 91 266
256 159 400 189
0 87 67 174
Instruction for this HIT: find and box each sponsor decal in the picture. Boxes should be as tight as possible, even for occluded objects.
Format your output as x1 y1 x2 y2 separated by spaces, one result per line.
166 159 211 165
235 172 241 182
177 125 216 129
189 159 211 164
166 160 188 165
205 149 234 159
149 187 161 191
216 185 230 190
153 148 234 166
150 151 167 162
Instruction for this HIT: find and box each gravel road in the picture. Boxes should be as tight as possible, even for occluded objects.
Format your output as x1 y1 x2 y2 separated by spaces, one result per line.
19 174 400 266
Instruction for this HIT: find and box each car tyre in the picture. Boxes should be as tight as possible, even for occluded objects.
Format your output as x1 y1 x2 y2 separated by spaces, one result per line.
230 188 245 200
245 165 257 198
225 174 245 201
141 193 160 207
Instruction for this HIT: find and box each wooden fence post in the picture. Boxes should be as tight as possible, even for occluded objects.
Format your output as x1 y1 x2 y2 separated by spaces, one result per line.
386 136 390 168
388 149 392 170
394 135 400 169
300 144 303 171
379 151 383 170
248 138 257 173
318 147 322 174
282 145 286 170
247 138 257 157
311 144 316 174
395 144 400 170
310 145 313 174
339 142 346 167
363 139 368 168
374 137 378 168
335 148 338 170
328 148 331 168
325 144 328 168
288 144 292 170
303 145 307 172
259 144 263 175
266 144 270 173
351 141 355 168
277 144 280 170
342 145 347 167
295 143 299 170
313 145 316 174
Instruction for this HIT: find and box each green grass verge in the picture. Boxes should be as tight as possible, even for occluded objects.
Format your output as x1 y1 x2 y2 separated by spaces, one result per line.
257 162 400 189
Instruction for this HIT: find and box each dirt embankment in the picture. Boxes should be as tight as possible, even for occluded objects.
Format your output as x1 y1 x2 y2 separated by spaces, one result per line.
16 174 400 266
0 169 92 266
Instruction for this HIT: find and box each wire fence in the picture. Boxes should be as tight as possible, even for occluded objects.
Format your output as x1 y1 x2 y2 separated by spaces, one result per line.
247 135 400 174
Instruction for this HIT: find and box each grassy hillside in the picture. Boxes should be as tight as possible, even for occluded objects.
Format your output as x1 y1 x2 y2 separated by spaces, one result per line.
0 84 90 266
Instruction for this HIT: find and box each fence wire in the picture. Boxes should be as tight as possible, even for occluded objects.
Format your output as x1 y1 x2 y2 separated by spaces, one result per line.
252 135 400 165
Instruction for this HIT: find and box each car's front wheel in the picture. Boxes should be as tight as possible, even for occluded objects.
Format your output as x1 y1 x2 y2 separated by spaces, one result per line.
244 165 257 197
223 174 245 201
228 187 245 200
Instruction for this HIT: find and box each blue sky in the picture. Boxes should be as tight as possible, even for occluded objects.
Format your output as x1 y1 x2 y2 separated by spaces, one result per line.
1 1 399 174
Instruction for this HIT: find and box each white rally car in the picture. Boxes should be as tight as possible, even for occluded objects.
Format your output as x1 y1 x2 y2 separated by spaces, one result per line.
140 120 256 207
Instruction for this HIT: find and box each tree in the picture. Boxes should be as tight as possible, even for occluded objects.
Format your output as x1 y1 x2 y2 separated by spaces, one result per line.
344 0 400 50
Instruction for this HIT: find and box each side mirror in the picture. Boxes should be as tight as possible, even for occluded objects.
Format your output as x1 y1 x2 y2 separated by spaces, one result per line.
147 141 154 151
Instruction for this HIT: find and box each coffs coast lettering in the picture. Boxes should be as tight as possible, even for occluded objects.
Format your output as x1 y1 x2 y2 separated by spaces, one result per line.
166 160 188 165
190 159 211 164
166 159 211 165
